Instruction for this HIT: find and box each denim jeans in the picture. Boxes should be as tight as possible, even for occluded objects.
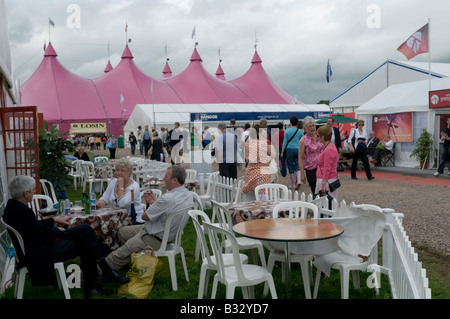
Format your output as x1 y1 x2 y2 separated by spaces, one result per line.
286 148 299 174
438 144 450 173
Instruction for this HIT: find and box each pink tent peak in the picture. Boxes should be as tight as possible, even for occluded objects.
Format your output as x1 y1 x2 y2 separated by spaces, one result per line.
104 60 113 73
215 64 226 80
230 50 301 104
161 61 172 78
163 48 253 103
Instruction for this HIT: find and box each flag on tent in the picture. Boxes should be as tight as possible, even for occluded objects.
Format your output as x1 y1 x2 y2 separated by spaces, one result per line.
192 26 196 39
120 94 124 104
326 59 332 83
125 22 128 33
49 17 55 28
397 23 429 60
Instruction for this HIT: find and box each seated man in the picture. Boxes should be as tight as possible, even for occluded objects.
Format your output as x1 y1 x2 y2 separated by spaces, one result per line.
2 175 129 299
366 131 380 157
105 165 194 271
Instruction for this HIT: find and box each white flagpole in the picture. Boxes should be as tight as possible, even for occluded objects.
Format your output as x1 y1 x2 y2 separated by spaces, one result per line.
428 18 431 91
151 80 156 130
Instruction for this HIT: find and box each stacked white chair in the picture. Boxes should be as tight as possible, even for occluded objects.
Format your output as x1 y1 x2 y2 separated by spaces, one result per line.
81 161 104 194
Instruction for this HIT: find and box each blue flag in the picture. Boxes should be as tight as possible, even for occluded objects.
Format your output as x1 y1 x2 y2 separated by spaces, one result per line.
326 59 332 83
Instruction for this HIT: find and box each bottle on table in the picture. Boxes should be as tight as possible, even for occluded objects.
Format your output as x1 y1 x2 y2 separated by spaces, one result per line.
130 188 136 225
58 195 64 214
64 197 70 216
90 190 96 212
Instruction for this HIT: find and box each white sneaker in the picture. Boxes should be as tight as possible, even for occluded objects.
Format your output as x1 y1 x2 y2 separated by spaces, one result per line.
433 172 440 176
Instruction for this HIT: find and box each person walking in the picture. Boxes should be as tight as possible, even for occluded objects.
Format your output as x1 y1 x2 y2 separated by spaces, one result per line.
281 116 303 189
142 125 152 158
216 122 238 180
299 116 323 194
108 135 117 159
137 126 144 155
434 115 450 177
348 120 374 180
128 131 137 155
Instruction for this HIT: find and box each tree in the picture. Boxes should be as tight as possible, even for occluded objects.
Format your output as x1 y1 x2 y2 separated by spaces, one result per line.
38 121 74 191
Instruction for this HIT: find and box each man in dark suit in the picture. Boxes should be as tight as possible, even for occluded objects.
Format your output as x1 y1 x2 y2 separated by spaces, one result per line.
3 175 129 298
327 117 342 152
366 130 380 156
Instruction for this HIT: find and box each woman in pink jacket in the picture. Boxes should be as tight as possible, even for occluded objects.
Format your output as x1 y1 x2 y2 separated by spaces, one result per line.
315 125 339 200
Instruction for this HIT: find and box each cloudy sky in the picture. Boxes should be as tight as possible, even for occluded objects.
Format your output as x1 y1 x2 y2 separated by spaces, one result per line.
5 0 450 104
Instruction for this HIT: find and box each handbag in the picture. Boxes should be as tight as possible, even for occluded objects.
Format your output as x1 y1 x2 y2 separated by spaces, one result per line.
106 142 112 149
328 179 341 192
118 246 163 299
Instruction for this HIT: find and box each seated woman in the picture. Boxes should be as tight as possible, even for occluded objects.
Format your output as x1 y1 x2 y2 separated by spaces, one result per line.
370 134 394 166
97 158 144 224
73 147 90 161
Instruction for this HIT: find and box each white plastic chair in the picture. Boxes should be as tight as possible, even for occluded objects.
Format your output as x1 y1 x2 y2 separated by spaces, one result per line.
0 218 70 299
263 201 319 299
312 206 387 299
39 179 57 205
185 168 197 181
254 183 289 201
198 172 219 209
211 200 267 268
203 222 277 299
189 191 207 263
81 161 104 194
153 206 193 291
189 210 249 299
28 195 54 218
68 160 84 190
94 156 109 163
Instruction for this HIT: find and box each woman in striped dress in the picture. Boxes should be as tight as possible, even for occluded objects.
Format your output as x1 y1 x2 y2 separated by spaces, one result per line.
242 124 274 201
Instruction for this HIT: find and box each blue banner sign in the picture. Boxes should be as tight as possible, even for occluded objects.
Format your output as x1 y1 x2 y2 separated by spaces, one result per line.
190 112 330 122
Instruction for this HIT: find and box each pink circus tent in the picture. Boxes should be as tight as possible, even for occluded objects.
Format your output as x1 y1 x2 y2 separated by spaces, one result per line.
20 43 108 133
20 43 302 136
92 45 182 134
163 49 253 104
230 51 298 104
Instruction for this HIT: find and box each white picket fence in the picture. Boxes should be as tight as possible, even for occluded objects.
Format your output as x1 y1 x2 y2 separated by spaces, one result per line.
196 174 432 299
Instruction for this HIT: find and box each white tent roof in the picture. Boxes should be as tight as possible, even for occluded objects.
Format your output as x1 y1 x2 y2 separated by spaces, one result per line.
124 103 330 131
356 77 450 115
331 59 449 110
